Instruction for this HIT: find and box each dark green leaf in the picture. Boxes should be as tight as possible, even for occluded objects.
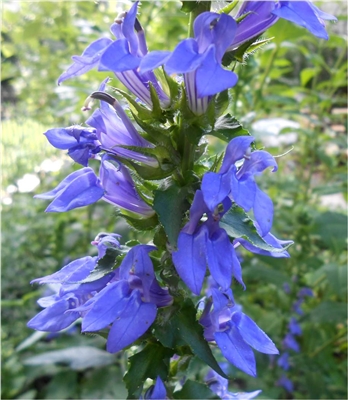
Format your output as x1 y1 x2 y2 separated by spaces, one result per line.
80 247 119 283
173 299 228 378
173 379 218 399
123 343 174 399
154 182 190 246
220 206 291 253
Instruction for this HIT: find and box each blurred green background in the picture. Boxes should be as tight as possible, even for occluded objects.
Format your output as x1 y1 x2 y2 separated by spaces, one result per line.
1 1 347 399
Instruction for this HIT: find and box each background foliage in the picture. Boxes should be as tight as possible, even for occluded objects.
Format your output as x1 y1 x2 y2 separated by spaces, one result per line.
2 1 347 399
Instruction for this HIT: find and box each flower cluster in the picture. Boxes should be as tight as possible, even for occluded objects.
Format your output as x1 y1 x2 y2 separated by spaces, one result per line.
276 284 314 393
28 1 335 398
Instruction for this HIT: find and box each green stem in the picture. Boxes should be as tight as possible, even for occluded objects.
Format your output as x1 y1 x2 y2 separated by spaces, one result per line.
187 1 211 38
218 0 238 14
254 44 279 109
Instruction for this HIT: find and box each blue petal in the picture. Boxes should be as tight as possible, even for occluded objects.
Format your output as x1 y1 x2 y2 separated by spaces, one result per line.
165 38 202 75
172 227 208 295
232 311 279 354
215 322 257 377
27 296 79 332
238 150 277 176
107 290 157 353
206 229 233 291
121 1 139 55
231 247 245 289
34 168 91 200
220 136 255 174
231 172 257 212
45 169 104 212
201 170 232 212
139 51 171 74
274 1 330 40
99 38 140 72
194 12 237 61
185 190 209 235
253 188 273 236
196 46 238 97
82 281 131 332
31 256 97 285
145 376 167 399
58 38 113 84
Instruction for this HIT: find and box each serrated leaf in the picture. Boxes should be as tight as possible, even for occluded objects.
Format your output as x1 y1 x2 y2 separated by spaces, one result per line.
149 82 164 121
163 68 180 103
220 206 290 253
210 114 249 142
173 379 218 399
131 112 175 148
153 301 228 379
113 88 153 121
123 343 174 399
154 182 190 246
172 299 228 379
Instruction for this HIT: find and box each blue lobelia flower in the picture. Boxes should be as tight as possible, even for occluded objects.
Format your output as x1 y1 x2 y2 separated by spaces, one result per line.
86 80 158 168
75 244 172 353
140 11 238 115
58 2 169 108
277 352 290 371
201 135 277 236
273 1 337 40
99 155 155 217
205 368 262 399
282 333 300 353
172 190 244 295
35 155 154 217
34 167 104 213
227 0 336 51
229 1 280 50
200 289 279 377
277 375 294 393
27 234 121 332
44 125 100 167
288 317 302 336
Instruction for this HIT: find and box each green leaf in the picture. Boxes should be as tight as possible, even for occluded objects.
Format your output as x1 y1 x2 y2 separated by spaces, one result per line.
122 213 159 231
154 181 190 246
313 211 347 252
123 343 174 399
301 67 319 86
209 114 249 142
309 301 347 324
215 89 230 117
173 379 218 399
220 206 291 253
80 247 120 283
24 347 116 371
158 299 228 379
117 144 177 180
149 82 165 121
243 264 290 286
113 88 153 121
